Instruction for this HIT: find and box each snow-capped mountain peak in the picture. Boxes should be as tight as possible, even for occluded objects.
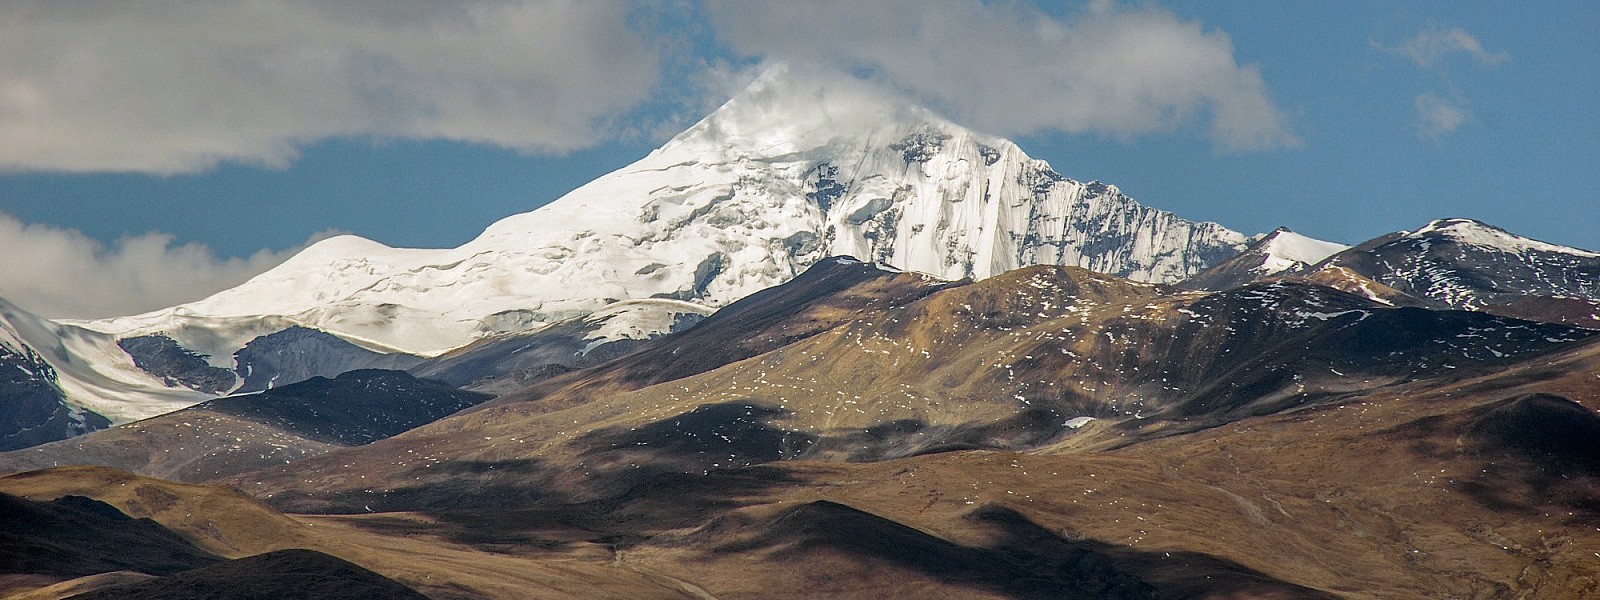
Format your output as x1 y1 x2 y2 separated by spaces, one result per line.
79 65 1249 363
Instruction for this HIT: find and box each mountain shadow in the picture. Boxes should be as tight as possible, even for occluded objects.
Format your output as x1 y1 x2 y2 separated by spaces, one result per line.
63 549 429 600
1386 392 1600 525
689 499 1336 600
0 493 221 580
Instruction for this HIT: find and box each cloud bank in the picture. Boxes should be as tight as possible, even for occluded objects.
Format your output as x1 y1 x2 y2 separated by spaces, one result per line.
706 0 1298 151
0 0 663 173
0 212 325 319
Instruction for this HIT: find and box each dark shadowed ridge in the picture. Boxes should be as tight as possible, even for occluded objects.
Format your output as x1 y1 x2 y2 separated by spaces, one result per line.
0 370 492 482
1385 391 1600 524
200 369 491 445
63 549 429 600
410 300 711 393
0 493 220 580
673 498 1338 600
230 327 425 393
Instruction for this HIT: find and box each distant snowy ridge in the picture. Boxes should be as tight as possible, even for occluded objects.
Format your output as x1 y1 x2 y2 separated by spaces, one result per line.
76 65 1248 360
1256 228 1349 275
1404 218 1598 259
1311 218 1600 322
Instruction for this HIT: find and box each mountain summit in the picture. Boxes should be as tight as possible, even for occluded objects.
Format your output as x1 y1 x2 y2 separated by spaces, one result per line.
76 66 1248 360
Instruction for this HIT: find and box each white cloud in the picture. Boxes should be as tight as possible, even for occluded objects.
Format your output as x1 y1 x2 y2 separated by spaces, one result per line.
1398 25 1506 68
0 212 329 318
705 0 1298 151
0 1 664 174
1415 93 1468 139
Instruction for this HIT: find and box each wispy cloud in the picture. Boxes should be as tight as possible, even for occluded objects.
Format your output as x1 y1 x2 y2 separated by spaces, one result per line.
0 212 331 318
1378 23 1503 140
705 0 1298 151
1415 93 1469 139
0 1 665 174
1397 25 1507 68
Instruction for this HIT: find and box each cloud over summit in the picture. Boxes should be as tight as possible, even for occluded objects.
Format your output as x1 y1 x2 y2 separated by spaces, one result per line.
706 0 1299 151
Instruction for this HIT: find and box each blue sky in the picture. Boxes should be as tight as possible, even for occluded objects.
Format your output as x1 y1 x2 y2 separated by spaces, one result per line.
0 1 1595 317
